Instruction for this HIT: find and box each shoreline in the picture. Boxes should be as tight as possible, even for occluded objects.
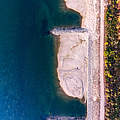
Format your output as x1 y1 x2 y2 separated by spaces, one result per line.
51 0 105 119
54 34 87 104
53 34 87 107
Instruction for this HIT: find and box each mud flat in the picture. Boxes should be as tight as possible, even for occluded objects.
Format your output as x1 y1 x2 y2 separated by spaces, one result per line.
52 0 105 119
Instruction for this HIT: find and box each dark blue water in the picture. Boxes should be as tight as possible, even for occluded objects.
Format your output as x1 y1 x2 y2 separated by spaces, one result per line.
0 0 86 119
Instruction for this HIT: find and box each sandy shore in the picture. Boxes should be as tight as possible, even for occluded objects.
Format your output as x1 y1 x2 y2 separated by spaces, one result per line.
52 0 105 119
54 30 89 102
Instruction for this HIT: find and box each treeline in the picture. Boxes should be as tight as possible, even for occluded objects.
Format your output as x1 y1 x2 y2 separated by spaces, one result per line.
104 0 120 120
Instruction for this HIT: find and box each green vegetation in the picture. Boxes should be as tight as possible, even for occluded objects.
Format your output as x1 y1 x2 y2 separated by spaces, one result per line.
104 0 120 119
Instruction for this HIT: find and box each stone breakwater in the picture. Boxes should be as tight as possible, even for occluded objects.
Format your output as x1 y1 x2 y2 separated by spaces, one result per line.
52 0 105 119
51 27 88 35
47 116 86 120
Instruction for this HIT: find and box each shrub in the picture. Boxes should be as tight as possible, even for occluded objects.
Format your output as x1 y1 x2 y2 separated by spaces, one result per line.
104 0 120 119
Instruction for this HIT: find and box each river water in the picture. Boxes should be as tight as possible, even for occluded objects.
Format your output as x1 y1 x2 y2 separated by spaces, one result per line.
0 0 86 119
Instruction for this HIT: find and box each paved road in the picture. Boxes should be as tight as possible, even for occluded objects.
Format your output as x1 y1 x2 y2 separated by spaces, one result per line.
100 0 105 120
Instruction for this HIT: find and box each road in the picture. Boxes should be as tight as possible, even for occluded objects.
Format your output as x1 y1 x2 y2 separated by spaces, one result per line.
100 0 105 120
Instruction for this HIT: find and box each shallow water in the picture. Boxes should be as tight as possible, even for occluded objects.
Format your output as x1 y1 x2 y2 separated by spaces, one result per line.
0 0 86 119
